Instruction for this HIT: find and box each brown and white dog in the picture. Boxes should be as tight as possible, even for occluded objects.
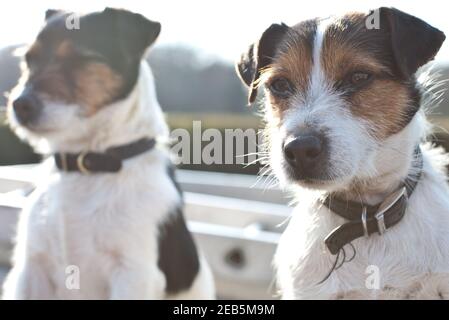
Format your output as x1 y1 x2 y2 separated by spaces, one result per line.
3 8 214 299
237 7 449 299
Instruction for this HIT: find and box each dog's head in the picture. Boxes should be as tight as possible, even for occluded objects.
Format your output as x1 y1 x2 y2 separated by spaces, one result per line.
7 8 160 146
236 7 445 191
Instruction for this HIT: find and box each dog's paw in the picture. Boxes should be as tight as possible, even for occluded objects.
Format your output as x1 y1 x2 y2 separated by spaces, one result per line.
406 274 449 299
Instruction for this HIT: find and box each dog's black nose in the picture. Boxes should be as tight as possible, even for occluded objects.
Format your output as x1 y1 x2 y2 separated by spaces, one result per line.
13 93 41 125
284 134 324 173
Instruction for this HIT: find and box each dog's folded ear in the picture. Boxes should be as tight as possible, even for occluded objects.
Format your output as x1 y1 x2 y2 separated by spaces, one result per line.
236 23 290 105
45 9 64 21
379 7 446 77
102 7 161 60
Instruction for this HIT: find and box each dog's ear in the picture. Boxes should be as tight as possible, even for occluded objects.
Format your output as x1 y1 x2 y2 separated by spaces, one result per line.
45 9 64 21
379 7 445 77
102 8 161 59
236 23 289 104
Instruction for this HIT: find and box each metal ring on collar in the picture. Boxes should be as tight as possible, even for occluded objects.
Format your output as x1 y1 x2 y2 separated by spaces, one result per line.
361 206 369 238
375 211 387 235
76 152 91 174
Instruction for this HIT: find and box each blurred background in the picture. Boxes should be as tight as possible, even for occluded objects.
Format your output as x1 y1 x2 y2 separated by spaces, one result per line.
0 0 448 299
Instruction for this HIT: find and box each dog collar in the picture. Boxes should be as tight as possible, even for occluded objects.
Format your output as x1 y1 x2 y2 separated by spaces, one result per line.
54 137 156 174
322 147 423 255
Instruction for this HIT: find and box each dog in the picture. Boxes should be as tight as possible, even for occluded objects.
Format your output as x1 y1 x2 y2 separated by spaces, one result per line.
2 8 214 300
236 7 449 299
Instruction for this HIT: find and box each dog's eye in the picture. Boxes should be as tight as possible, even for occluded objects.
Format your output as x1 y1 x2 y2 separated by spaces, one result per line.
269 78 294 98
350 72 372 86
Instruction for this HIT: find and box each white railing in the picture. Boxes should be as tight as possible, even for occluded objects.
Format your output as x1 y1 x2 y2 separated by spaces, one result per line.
0 165 292 299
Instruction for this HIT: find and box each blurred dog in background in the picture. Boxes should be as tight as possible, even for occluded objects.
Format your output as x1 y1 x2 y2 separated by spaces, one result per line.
3 8 214 299
237 7 449 299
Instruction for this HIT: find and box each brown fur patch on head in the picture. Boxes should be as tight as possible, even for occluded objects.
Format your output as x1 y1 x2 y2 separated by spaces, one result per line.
321 30 391 83
321 13 415 140
73 62 123 115
260 20 316 120
55 40 74 58
24 38 123 116
258 13 420 140
31 64 73 102
350 80 412 139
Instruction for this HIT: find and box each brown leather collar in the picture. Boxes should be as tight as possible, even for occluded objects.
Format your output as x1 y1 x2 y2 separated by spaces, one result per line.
54 137 156 174
322 147 423 255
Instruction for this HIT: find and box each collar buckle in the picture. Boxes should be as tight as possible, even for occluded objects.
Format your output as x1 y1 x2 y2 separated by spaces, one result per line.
374 186 407 235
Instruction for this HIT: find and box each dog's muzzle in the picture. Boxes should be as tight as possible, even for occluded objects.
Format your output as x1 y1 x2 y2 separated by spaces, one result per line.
283 131 328 180
12 90 43 126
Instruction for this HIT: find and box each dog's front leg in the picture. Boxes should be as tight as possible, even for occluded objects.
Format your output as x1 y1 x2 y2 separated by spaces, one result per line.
109 264 165 300
3 193 55 300
2 257 55 300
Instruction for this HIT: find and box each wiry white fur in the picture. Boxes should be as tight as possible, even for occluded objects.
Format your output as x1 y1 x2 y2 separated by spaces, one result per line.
271 19 449 299
2 62 215 300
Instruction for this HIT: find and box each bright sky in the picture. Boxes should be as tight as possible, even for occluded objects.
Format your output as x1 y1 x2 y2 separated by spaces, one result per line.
0 0 448 63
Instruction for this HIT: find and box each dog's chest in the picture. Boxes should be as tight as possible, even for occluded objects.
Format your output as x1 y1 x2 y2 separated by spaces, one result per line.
38 160 181 296
47 168 177 233
276 183 449 299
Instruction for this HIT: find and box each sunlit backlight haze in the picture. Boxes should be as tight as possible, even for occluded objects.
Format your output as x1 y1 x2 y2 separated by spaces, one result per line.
0 0 447 64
